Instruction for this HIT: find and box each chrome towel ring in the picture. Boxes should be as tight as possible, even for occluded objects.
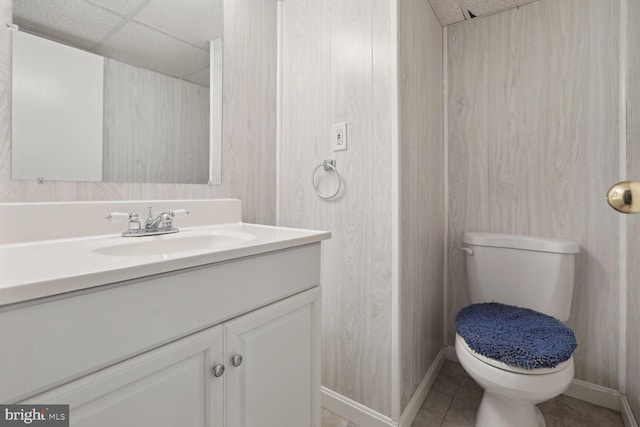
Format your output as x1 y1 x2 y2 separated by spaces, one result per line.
312 160 342 200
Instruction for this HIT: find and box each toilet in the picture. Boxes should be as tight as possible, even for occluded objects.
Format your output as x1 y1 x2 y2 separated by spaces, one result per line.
455 232 580 427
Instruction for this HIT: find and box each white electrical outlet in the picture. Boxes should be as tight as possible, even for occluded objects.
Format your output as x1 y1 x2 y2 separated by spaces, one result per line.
332 122 347 152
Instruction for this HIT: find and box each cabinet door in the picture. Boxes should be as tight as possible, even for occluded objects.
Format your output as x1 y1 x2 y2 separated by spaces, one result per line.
224 287 321 427
23 326 225 427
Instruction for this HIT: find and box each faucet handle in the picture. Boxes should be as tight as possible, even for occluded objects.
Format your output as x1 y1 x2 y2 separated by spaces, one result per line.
106 212 133 222
106 212 141 232
170 209 190 217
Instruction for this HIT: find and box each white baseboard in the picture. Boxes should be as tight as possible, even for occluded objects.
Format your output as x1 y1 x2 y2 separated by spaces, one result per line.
398 348 447 427
324 345 639 427
563 378 622 411
322 348 447 427
321 387 397 427
621 395 639 427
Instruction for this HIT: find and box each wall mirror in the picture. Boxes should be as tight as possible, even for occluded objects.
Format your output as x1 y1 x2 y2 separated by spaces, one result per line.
10 0 223 185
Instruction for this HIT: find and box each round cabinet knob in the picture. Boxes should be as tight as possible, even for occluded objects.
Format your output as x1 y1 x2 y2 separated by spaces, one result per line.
231 354 243 367
212 364 225 377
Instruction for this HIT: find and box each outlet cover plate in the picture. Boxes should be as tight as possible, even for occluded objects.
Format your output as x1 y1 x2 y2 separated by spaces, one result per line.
332 122 347 152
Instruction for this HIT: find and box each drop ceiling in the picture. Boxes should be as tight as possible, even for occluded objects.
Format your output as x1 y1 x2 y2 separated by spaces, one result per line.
12 0 222 87
428 0 537 26
13 0 538 82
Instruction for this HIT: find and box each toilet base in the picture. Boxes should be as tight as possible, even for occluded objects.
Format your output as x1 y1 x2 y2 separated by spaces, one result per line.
536 407 546 427
476 392 546 427
455 334 573 427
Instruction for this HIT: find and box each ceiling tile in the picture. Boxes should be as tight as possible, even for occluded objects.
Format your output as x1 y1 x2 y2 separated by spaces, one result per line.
459 0 520 17
94 21 209 79
133 0 222 50
13 0 122 50
428 0 466 26
85 0 150 16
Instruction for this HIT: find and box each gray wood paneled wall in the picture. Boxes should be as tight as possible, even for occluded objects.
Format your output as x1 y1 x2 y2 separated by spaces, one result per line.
280 0 395 416
102 59 209 184
0 0 277 225
280 0 445 418
398 0 444 412
627 0 640 419
447 0 620 389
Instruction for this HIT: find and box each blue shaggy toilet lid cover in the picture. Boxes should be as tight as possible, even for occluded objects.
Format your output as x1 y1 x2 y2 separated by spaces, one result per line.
455 302 577 370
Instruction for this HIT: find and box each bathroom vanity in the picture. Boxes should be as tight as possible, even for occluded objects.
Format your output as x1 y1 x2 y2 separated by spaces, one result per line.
0 199 330 427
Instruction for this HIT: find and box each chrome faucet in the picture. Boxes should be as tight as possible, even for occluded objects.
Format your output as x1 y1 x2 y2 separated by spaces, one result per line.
145 207 174 230
106 207 190 237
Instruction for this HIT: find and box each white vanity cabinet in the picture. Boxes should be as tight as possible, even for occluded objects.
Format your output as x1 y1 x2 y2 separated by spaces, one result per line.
23 325 226 427
2 240 324 427
23 287 320 427
224 288 320 427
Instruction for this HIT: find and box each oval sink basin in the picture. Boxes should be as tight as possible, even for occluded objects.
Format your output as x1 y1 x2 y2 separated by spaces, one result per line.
93 231 256 257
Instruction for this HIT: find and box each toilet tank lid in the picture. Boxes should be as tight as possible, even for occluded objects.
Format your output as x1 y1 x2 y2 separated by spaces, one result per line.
463 232 579 254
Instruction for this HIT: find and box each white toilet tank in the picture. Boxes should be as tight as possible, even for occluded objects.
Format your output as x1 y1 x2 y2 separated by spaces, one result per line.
462 232 579 321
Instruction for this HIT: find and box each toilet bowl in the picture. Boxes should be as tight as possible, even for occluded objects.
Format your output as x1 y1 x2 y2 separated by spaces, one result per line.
456 334 574 427
457 232 580 427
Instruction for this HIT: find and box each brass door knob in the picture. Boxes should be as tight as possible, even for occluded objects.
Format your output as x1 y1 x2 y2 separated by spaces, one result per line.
607 181 640 213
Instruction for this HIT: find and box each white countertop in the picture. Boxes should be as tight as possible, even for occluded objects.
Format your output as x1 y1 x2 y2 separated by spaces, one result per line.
0 222 330 306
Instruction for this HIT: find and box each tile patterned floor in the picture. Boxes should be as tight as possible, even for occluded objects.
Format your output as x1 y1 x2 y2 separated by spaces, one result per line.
321 360 625 427
321 408 358 427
